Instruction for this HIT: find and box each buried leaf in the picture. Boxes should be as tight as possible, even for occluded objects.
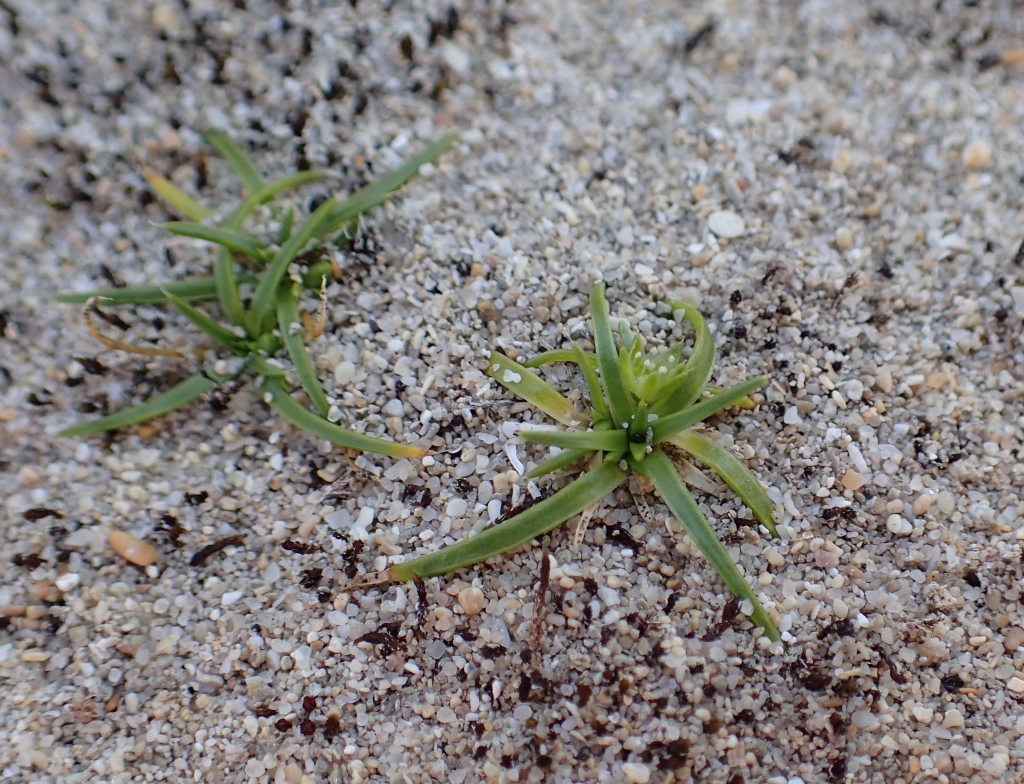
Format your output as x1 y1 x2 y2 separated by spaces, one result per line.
58 374 219 436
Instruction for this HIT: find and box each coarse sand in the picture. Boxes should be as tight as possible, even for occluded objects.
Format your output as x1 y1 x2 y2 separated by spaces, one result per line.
3 1 1024 783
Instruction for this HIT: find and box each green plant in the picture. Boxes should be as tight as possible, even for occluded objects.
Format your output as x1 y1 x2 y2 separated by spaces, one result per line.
369 283 781 641
55 130 458 457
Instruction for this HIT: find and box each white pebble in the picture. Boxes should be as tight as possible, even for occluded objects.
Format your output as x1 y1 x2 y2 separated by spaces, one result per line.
221 590 243 606
851 710 878 729
621 762 651 784
436 706 457 724
55 573 80 592
847 443 869 474
843 379 864 401
487 499 502 522
942 709 964 728
783 406 801 425
936 492 955 515
446 498 468 517
334 360 355 386
458 586 486 615
708 210 746 239
886 514 912 535
984 756 1007 776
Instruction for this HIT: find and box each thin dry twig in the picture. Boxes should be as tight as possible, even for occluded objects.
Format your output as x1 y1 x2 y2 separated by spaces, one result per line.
83 298 183 358
301 275 329 339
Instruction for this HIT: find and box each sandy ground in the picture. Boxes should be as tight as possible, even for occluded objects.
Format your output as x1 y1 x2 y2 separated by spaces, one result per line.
3 1 1024 783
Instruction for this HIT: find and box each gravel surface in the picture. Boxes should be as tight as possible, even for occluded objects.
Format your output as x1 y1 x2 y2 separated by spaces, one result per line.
3 1 1024 782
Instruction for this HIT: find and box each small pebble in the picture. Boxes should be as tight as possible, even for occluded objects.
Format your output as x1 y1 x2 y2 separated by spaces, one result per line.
109 531 158 566
457 586 486 615
942 709 964 729
984 756 1008 776
1003 626 1024 653
55 573 80 592
936 492 956 515
835 227 853 250
621 762 651 784
887 514 911 536
815 547 841 569
1007 677 1024 693
446 498 468 517
30 750 49 771
962 140 992 169
707 210 745 239
842 470 867 491
912 495 932 516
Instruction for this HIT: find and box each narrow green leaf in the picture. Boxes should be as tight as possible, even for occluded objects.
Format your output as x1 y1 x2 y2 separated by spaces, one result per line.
519 425 627 452
247 355 287 378
231 172 324 227
162 222 271 261
618 336 639 398
572 342 610 422
643 449 780 641
276 285 330 417
668 430 778 537
650 301 716 416
58 374 218 437
162 289 250 353
260 378 427 458
485 352 589 427
55 275 252 305
247 196 339 336
527 447 592 479
651 376 767 445
522 349 579 368
203 130 265 193
142 168 212 221
214 247 246 326
391 459 626 580
322 132 459 234
704 385 756 409
590 282 634 427
278 206 294 244
627 400 649 445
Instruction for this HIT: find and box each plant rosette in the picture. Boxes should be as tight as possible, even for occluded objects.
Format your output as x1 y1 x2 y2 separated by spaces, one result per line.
56 130 458 458
357 282 783 642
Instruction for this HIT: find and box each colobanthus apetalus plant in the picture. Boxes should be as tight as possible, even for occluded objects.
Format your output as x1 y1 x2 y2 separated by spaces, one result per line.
367 283 782 641
55 130 458 458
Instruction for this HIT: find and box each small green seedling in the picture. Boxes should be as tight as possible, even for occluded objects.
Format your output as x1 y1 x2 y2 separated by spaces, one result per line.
56 130 458 457
368 283 782 641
